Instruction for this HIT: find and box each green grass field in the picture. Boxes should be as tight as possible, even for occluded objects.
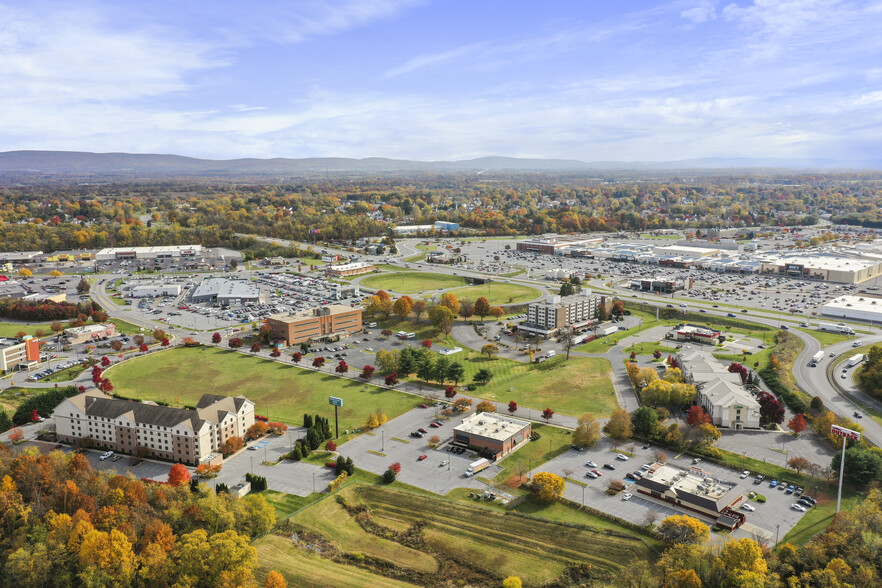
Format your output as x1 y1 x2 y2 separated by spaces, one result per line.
448 282 541 305
622 341 680 356
796 328 854 347
0 322 54 338
108 346 422 433
492 423 573 483
0 386 46 415
403 352 617 417
259 489 320 520
255 534 420 588
361 272 467 293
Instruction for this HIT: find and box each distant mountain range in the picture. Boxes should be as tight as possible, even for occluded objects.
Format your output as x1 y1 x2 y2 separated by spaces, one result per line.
1 150 880 176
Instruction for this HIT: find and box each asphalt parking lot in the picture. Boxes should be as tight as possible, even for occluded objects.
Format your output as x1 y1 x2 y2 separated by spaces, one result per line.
75 447 176 481
339 406 500 495
536 437 811 543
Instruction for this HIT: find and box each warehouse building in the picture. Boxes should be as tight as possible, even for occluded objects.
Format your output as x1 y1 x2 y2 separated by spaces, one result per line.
53 391 254 466
635 464 745 526
130 284 182 298
452 413 531 459
191 278 261 306
821 295 882 323
516 235 603 255
267 305 362 345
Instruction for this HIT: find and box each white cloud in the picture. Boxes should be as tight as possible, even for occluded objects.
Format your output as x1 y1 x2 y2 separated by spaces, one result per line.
681 0 717 23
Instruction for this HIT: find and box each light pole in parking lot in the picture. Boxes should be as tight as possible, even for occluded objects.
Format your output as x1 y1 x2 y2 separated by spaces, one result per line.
581 484 585 506
312 470 317 494
775 523 779 546
250 456 253 475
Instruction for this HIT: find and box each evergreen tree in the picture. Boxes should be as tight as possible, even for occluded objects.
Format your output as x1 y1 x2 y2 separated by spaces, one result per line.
303 414 313 428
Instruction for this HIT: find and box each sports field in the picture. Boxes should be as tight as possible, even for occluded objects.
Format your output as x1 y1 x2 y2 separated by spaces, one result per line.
108 346 421 432
448 282 540 305
264 484 655 586
360 272 467 293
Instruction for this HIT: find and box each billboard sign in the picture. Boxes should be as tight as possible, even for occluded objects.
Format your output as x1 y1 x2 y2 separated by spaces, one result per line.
785 263 803 275
831 424 861 441
329 396 344 407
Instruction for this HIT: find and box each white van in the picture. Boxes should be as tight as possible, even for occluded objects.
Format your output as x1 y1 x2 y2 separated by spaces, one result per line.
368 322 377 328
545 350 556 358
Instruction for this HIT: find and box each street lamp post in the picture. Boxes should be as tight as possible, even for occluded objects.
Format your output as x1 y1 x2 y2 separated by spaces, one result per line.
250 456 253 474
581 484 585 506
312 471 317 494
775 523 780 546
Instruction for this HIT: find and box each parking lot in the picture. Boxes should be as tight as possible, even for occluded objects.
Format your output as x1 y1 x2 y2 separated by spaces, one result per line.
536 437 812 543
339 406 503 495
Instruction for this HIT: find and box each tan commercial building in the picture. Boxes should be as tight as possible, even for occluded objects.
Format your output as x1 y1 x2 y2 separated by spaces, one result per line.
267 305 363 345
519 291 607 337
328 262 376 277
64 323 117 344
0 337 41 372
635 464 746 528
453 413 531 459
53 391 255 465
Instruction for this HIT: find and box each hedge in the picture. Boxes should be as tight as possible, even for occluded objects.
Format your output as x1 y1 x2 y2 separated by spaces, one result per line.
12 386 80 426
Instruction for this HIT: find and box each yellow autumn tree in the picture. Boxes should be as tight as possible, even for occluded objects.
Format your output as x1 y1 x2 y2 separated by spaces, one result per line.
78 528 136 585
531 472 565 502
265 570 288 588
658 515 710 545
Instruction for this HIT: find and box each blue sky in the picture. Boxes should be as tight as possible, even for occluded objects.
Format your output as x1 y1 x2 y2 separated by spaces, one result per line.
2 0 881 162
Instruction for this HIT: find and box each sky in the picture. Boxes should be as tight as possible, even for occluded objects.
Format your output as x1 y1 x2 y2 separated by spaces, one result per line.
2 0 882 162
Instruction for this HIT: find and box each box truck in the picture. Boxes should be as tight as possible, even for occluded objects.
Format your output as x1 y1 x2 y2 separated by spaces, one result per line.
848 354 866 368
465 458 490 477
809 351 824 367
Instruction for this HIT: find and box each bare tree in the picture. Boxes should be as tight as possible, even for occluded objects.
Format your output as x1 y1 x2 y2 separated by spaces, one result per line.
642 509 660 527
563 468 574 479
562 326 576 360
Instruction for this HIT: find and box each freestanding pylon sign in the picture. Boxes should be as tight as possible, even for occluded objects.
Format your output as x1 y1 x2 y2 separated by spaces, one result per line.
831 424 861 513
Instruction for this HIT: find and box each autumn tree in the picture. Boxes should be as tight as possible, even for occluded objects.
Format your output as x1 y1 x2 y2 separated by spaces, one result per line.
312 356 325 368
459 298 475 320
489 306 505 320
445 386 457 399
481 343 499 359
429 304 454 327
476 400 496 413
787 456 812 474
392 295 413 320
787 413 807 436
699 422 721 445
335 360 349 373
411 299 427 322
685 406 711 427
440 292 460 315
246 421 269 440
264 570 288 588
212 332 222 344
508 400 518 414
658 514 710 545
360 365 375 380
603 408 633 441
167 463 191 486
531 472 565 502
631 406 659 436
474 296 490 320
541 408 554 422
573 413 601 448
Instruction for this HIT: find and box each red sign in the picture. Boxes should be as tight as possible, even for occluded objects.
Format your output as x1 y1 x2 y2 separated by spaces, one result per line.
831 424 861 441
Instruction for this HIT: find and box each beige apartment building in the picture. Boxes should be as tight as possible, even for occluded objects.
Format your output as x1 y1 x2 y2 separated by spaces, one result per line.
267 305 362 345
53 391 255 465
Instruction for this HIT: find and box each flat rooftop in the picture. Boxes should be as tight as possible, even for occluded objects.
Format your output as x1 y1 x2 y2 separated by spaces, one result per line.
269 304 358 323
650 464 735 500
764 253 880 272
821 295 882 315
454 413 530 442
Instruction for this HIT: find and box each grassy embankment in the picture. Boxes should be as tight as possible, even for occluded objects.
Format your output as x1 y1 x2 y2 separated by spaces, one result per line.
255 483 656 587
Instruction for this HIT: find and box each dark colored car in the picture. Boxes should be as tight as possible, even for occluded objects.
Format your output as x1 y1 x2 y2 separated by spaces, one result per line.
603 464 616 470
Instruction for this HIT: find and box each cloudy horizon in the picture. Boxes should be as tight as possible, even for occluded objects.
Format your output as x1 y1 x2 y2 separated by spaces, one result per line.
2 0 881 162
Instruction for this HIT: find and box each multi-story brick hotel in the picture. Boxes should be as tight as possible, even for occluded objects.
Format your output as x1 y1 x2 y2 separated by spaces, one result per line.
53 392 254 465
267 305 362 346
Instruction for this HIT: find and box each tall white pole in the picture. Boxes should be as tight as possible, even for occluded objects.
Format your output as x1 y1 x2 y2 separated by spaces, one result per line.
836 434 846 514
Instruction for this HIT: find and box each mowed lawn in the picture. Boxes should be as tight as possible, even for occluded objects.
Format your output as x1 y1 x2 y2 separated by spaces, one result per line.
414 352 617 417
0 321 54 338
360 272 467 293
448 282 540 305
108 347 421 431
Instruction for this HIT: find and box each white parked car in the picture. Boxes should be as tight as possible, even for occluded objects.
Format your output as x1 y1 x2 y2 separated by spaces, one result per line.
585 461 598 468
791 503 807 512
621 493 633 501
740 503 756 512
615 454 629 461
740 470 750 479
99 451 114 461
